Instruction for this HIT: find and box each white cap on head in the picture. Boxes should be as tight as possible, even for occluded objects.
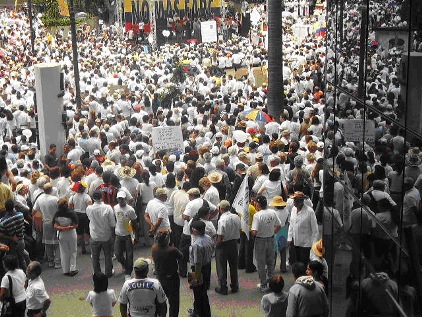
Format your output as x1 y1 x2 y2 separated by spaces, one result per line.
117 191 127 199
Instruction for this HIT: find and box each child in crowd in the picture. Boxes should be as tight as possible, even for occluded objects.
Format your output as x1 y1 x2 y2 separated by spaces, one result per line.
84 272 117 317
261 275 288 317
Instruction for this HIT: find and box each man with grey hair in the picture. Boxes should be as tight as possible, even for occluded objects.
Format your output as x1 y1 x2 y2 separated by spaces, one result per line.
203 152 215 174
215 158 231 198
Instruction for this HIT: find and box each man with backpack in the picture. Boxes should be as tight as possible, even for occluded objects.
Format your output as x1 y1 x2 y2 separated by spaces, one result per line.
98 171 118 208
366 180 399 274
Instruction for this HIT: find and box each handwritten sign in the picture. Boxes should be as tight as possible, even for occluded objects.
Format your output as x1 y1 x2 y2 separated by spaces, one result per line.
151 126 184 152
201 20 218 43
342 119 375 143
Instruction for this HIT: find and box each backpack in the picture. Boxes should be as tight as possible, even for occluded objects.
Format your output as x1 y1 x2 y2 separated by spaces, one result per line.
99 184 118 207
289 168 312 196
367 191 400 224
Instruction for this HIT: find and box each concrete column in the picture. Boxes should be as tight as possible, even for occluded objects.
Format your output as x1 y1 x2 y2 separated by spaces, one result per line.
34 63 66 158
400 52 422 137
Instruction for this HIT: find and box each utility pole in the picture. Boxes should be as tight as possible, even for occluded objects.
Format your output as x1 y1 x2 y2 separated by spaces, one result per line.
68 0 82 110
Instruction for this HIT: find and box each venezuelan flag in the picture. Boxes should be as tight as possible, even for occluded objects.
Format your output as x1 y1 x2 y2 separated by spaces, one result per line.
124 0 133 32
313 22 327 36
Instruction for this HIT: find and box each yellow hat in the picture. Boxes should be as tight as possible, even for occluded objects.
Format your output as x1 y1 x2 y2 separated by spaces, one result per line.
312 239 324 258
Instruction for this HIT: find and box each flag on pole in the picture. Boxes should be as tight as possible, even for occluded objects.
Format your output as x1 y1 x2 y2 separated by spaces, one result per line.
274 226 289 253
57 0 70 17
233 175 250 239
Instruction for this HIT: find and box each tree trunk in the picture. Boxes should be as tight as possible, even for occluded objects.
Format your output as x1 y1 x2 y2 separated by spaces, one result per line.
104 0 117 25
267 0 284 121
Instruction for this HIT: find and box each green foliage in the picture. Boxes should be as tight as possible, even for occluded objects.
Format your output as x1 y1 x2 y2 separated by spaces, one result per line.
42 17 71 26
171 64 187 84
159 84 181 108
33 0 61 19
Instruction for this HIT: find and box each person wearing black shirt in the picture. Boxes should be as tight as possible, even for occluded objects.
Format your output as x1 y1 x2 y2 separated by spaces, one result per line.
152 230 182 317
43 144 58 171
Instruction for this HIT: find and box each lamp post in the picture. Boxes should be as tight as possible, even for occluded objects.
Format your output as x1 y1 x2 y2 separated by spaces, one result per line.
68 0 82 110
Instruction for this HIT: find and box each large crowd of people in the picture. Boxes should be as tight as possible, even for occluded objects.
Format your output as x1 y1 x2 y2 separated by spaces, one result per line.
0 0 420 316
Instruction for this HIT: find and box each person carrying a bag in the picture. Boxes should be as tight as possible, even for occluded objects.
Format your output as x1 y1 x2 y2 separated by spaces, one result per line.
0 254 27 317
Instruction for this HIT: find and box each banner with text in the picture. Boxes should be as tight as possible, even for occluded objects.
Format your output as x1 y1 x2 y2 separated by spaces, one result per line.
201 20 217 42
342 119 375 143
151 126 184 152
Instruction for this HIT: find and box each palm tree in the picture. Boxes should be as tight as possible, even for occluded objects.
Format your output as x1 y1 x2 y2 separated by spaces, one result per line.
267 0 284 120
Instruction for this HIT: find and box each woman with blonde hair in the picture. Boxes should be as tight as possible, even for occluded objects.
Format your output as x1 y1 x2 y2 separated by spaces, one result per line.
28 170 41 202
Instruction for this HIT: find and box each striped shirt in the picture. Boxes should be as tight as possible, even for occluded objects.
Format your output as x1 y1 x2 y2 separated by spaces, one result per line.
0 211 25 239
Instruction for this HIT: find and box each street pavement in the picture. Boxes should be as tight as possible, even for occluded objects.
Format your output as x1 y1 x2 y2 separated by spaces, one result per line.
42 243 350 316
43 243 288 316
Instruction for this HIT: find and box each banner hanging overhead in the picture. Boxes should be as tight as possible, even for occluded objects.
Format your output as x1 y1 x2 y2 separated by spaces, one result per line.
124 0 221 31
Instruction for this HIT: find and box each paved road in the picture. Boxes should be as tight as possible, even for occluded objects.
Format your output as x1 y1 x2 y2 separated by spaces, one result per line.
41 242 351 316
42 244 286 317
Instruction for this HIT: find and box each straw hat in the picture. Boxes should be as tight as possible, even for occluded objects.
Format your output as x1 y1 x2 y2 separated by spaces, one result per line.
406 154 422 167
207 172 222 184
186 188 200 195
156 187 169 196
312 239 324 258
15 184 26 192
118 166 136 179
101 159 115 168
281 129 291 136
269 196 287 207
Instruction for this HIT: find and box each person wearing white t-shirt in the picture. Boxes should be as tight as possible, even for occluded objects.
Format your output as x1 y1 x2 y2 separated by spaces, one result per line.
145 188 171 236
114 191 138 280
85 272 117 317
251 196 281 293
26 261 51 317
0 255 27 317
